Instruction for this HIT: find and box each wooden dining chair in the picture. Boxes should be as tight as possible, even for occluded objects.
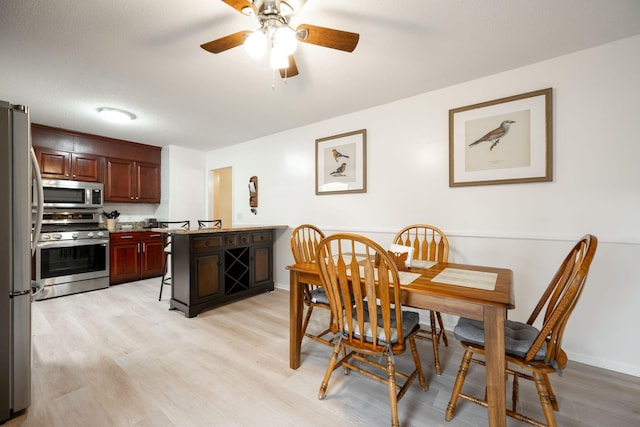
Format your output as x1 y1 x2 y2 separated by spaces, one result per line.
316 233 427 427
158 220 191 301
197 219 222 229
392 224 450 375
445 234 598 427
290 224 333 346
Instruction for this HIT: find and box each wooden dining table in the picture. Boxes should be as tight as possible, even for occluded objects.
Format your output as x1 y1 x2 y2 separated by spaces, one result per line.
287 260 514 427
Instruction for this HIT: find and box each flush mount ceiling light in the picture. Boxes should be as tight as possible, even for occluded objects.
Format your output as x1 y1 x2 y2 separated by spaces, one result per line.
200 0 359 80
97 107 136 123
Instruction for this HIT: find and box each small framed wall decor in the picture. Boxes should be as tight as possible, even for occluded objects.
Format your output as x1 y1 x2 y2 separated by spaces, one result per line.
316 129 367 195
449 88 553 187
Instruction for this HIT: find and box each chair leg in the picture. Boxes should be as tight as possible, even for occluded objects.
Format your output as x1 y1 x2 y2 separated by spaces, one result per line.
159 252 169 301
543 373 559 411
445 349 474 421
436 311 449 346
301 304 314 337
430 311 442 375
318 342 342 400
386 353 400 427
409 336 428 391
534 372 557 427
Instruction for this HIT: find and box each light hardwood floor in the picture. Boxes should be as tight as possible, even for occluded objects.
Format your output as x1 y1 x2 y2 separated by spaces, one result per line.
6 279 640 427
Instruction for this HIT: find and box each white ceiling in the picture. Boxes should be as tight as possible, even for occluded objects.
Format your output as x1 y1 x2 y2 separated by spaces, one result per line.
2 0 640 151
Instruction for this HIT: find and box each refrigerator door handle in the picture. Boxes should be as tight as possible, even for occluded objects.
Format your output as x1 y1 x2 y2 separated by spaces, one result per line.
30 146 43 256
9 289 30 297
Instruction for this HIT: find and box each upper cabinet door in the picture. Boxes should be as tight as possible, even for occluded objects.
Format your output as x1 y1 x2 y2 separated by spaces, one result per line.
105 158 135 202
36 148 71 179
71 153 103 182
105 158 161 203
135 161 160 203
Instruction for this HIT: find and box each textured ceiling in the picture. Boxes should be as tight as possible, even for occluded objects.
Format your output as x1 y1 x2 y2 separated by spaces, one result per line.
2 0 640 151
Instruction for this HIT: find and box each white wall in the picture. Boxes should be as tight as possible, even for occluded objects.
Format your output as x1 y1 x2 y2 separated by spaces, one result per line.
161 145 207 227
198 35 640 376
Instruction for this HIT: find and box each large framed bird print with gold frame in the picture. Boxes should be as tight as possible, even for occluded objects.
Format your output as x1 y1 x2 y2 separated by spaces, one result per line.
449 88 552 187
316 129 366 195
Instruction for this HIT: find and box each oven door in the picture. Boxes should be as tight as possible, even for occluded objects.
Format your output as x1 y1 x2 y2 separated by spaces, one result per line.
35 238 110 287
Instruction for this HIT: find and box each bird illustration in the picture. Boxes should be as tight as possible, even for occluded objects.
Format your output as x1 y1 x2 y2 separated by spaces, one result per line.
469 120 515 151
330 163 347 176
332 149 349 162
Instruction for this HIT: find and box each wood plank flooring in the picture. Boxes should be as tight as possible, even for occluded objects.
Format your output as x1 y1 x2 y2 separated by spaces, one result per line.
6 279 640 426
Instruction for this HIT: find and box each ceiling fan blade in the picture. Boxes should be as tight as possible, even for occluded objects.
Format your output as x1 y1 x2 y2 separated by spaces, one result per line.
200 30 251 54
279 55 299 79
221 0 257 15
296 24 359 52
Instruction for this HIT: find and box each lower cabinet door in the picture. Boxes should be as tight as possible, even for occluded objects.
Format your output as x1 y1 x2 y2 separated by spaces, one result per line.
194 252 223 300
251 245 272 287
110 242 141 284
140 233 165 277
140 240 164 277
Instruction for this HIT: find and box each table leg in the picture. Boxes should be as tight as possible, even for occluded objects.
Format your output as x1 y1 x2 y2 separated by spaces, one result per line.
484 306 507 427
289 270 303 369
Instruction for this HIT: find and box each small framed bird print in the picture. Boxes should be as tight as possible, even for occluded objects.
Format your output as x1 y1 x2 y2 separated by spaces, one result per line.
316 129 367 195
449 88 552 187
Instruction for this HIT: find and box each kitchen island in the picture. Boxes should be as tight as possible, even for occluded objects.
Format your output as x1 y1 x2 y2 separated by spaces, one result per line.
160 225 286 317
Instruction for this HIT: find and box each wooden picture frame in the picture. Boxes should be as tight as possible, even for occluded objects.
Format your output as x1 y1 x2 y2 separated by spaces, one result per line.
316 129 367 195
449 88 552 187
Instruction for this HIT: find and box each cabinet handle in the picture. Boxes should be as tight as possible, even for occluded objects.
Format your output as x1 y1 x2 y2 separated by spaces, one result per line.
138 243 141 253
120 235 134 239
142 242 146 252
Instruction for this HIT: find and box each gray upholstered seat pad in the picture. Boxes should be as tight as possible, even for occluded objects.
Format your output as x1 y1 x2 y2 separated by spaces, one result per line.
344 307 420 345
309 287 329 304
454 317 546 360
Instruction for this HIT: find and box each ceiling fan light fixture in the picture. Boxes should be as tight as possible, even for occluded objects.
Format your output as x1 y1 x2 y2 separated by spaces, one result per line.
274 26 297 56
269 46 289 69
244 30 267 59
97 107 136 123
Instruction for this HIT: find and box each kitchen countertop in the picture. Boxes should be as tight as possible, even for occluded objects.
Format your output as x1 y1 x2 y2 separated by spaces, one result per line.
151 225 287 235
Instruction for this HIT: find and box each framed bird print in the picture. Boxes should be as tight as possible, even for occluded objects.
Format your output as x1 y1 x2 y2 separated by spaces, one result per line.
449 88 552 187
316 129 367 195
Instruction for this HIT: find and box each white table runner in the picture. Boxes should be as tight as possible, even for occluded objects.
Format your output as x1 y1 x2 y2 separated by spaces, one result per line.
431 268 497 291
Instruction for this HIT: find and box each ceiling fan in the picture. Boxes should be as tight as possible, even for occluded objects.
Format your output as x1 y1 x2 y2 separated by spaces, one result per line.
200 0 360 78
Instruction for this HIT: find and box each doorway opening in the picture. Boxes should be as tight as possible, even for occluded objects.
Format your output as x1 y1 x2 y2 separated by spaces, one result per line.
211 167 232 228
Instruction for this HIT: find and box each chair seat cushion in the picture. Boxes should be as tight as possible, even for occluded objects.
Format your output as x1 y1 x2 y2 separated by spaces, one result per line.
344 307 420 345
454 317 546 360
309 287 329 304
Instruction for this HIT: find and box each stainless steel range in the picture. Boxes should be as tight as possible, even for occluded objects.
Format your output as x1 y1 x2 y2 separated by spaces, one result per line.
34 209 109 300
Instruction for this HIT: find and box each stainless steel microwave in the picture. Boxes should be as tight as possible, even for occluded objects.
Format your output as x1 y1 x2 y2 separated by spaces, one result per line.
36 179 103 209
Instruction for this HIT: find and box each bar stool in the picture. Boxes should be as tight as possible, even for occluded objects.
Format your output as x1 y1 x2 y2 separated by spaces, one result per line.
197 219 222 229
159 220 190 301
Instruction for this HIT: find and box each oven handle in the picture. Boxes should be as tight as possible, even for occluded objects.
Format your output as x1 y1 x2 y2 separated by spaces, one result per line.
37 239 109 249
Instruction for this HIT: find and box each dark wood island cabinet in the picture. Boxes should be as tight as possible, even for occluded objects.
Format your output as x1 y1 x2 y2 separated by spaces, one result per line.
167 226 285 317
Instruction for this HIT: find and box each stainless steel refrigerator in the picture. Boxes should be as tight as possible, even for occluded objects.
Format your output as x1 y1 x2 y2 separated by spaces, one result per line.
1 100 43 422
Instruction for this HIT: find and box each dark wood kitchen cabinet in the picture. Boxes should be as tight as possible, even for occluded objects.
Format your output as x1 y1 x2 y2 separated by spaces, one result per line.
34 147 103 182
169 228 279 317
32 124 161 203
110 231 164 285
105 158 161 203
